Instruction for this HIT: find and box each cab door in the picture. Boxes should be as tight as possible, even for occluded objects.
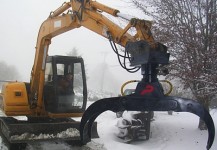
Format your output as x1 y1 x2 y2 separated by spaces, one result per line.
44 56 87 113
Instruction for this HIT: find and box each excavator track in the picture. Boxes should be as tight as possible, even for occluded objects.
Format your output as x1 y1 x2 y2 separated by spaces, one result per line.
0 117 98 148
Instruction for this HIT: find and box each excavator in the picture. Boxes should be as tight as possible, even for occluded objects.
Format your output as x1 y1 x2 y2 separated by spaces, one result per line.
0 0 215 149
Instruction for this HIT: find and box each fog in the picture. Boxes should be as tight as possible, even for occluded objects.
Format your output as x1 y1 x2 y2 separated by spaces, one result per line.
0 0 145 94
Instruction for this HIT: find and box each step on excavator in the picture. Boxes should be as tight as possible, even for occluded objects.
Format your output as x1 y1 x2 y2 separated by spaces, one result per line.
0 0 215 150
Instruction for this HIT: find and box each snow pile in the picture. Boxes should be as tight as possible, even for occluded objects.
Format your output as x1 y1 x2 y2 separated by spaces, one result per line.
10 128 80 140
88 90 116 101
83 140 107 150
95 110 217 150
57 128 80 138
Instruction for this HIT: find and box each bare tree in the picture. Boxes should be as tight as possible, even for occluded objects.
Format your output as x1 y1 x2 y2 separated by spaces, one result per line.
131 0 217 130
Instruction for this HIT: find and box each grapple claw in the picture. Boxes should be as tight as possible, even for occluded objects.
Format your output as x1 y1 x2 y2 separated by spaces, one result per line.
80 95 215 149
80 97 121 144
173 97 215 150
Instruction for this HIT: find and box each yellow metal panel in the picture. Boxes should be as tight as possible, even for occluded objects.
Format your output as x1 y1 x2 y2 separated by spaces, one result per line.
4 82 29 106
90 1 119 16
4 105 30 112
5 111 33 116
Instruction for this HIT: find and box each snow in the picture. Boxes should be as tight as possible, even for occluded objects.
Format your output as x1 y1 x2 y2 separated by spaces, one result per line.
0 109 216 150
10 128 80 141
25 140 106 150
96 110 217 150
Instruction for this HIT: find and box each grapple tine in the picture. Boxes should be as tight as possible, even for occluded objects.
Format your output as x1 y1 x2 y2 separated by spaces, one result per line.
80 95 215 149
80 97 121 144
172 97 215 150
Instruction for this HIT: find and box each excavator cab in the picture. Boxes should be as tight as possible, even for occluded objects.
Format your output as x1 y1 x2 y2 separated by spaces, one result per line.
44 56 87 113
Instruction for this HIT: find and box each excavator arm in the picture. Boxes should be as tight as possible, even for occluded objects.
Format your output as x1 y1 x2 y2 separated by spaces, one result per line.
30 0 153 110
27 0 215 149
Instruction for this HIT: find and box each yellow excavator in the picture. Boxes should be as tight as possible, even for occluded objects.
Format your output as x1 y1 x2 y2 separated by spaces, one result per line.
0 0 215 150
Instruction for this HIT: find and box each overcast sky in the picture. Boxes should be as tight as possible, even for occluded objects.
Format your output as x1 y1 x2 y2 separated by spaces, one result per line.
0 0 148 93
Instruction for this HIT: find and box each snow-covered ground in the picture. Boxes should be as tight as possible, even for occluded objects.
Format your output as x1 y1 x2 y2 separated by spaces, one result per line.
97 110 217 150
0 109 216 150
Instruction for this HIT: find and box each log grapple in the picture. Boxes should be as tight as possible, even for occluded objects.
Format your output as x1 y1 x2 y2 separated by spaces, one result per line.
80 41 215 150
